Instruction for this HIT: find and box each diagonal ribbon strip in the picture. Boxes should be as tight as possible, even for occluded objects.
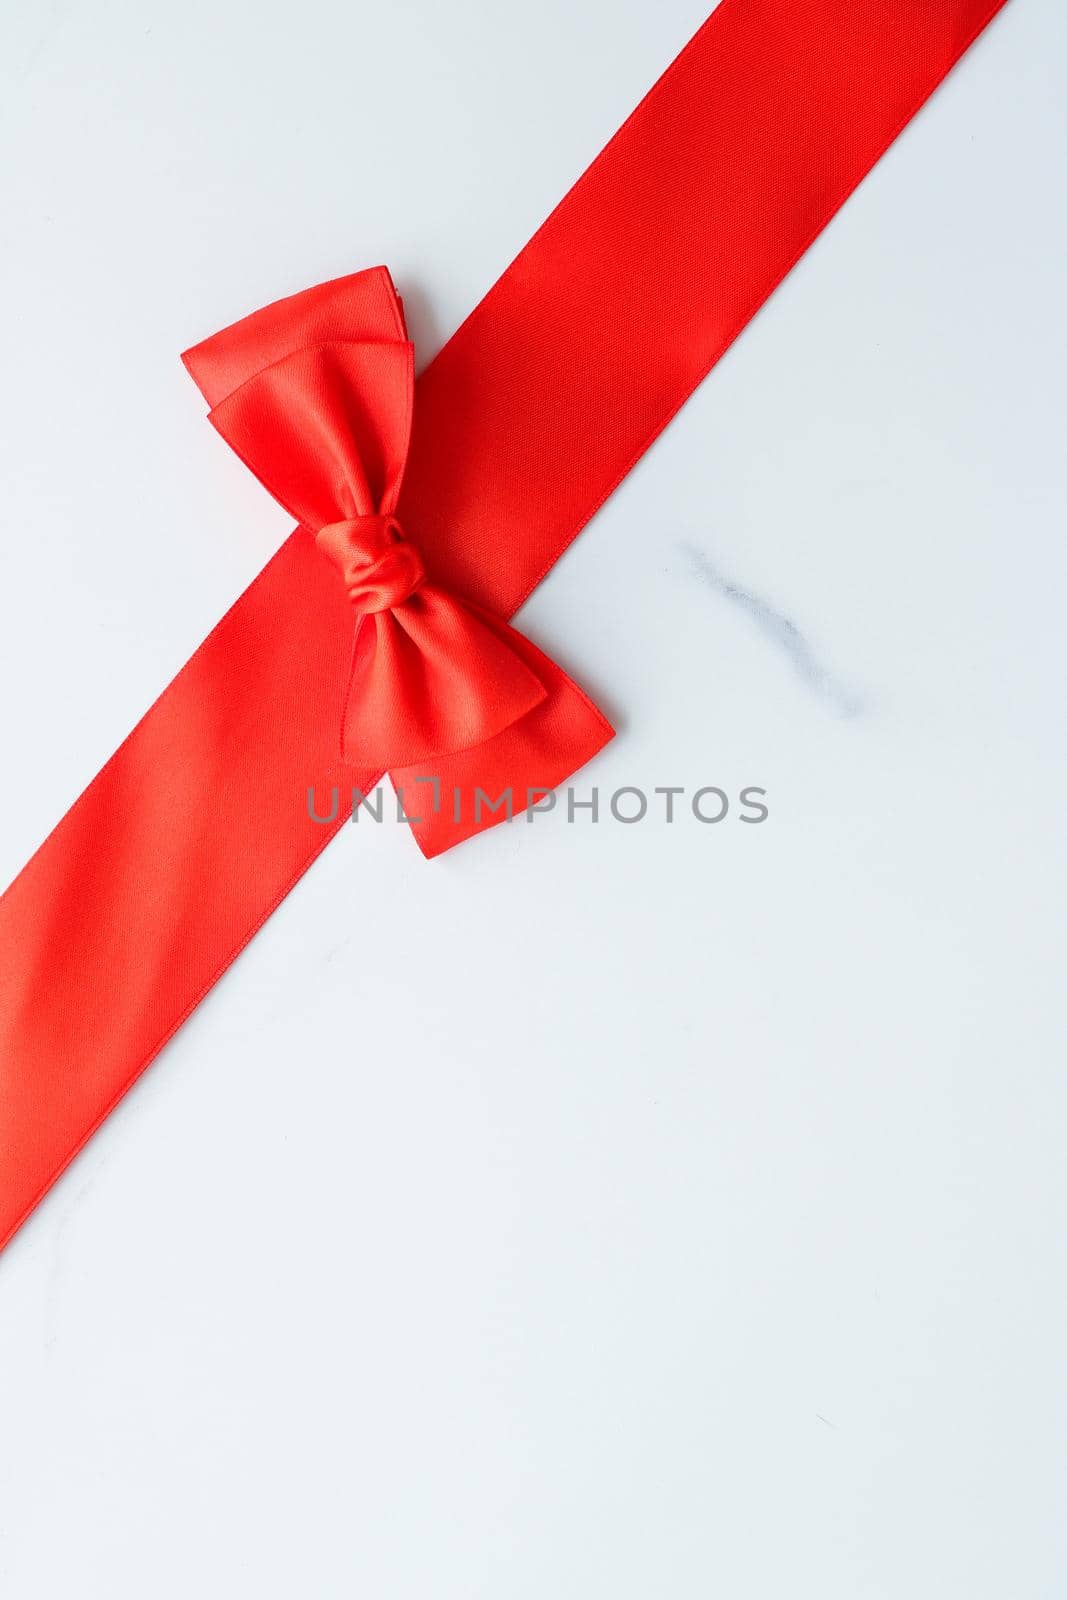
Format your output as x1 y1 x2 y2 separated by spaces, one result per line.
0 0 1009 1251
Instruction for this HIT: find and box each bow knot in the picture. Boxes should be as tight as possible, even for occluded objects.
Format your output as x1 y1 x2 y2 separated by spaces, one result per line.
315 515 425 614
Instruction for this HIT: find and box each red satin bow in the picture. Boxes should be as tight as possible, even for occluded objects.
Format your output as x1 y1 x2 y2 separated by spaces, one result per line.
197 304 613 842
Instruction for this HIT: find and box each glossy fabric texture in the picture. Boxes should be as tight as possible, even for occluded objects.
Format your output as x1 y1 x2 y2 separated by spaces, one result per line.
189 299 612 809
0 0 1010 1251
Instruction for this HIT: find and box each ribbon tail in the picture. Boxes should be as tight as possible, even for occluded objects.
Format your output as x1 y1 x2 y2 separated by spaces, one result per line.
389 610 614 857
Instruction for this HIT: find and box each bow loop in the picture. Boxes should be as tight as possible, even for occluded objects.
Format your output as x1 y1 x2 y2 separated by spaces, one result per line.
208 339 414 532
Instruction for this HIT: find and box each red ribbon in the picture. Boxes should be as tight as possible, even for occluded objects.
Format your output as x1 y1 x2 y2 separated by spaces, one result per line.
0 0 1009 1252
185 301 612 851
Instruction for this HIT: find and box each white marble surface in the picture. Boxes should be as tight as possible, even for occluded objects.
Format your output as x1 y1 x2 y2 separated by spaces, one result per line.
1 1 1064 1594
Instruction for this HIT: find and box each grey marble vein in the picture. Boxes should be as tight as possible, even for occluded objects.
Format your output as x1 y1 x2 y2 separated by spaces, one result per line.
683 540 867 718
